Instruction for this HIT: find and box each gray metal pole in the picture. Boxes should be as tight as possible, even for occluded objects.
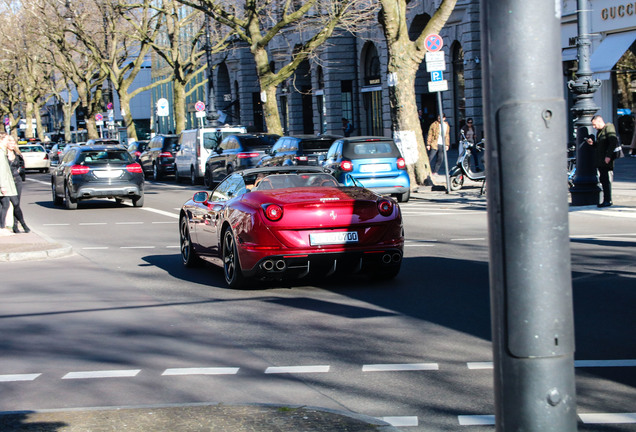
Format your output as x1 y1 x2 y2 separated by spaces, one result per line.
568 0 601 206
481 0 578 430
437 91 451 193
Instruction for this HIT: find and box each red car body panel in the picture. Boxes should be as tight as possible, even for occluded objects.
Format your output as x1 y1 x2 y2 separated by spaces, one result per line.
180 168 404 283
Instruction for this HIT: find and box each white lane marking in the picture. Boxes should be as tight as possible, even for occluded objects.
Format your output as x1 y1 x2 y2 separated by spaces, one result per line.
116 222 144 225
578 210 636 219
43 223 70 226
0 373 41 382
120 246 155 249
380 416 419 427
363 363 439 372
579 413 636 424
26 178 50 185
458 415 495 425
142 207 179 219
402 211 483 216
404 243 435 247
82 247 109 250
166 245 180 248
451 238 486 241
79 223 107 226
570 232 636 239
62 370 141 379
575 359 636 367
467 362 493 370
152 221 176 224
162 367 239 376
265 365 330 374
468 359 636 369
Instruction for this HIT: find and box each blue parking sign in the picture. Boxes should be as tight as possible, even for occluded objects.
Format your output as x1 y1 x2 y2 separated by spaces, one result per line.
430 71 443 82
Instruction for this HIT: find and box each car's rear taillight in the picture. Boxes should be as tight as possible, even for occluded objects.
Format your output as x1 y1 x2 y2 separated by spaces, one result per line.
126 163 143 173
340 160 353 172
70 165 90 175
238 152 260 159
397 157 406 170
159 152 172 157
377 199 394 217
262 204 283 221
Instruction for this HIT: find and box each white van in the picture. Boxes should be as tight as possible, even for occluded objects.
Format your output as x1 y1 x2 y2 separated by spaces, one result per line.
175 126 247 184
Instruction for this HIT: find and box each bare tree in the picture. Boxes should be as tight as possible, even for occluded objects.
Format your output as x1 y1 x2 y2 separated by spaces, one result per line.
379 0 457 186
178 0 378 135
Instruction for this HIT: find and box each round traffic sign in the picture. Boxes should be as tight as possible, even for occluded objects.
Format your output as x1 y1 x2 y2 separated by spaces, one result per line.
424 34 443 52
194 101 206 112
95 113 103 121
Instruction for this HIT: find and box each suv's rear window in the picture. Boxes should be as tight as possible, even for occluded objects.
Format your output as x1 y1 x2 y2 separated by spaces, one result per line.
342 141 401 159
162 137 180 152
78 150 133 164
300 140 335 152
242 137 274 149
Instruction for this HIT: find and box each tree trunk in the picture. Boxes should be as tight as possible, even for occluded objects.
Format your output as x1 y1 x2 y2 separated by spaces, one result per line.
118 92 138 142
253 47 283 135
34 106 45 141
172 79 186 135
25 102 35 138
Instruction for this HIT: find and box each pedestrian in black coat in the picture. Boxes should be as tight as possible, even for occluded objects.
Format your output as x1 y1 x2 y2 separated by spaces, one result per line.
586 115 618 207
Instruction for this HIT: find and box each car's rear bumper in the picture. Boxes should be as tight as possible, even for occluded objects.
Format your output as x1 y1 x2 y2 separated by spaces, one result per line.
73 184 143 199
241 247 403 279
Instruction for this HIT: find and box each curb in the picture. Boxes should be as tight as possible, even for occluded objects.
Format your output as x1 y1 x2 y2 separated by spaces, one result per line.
0 402 403 432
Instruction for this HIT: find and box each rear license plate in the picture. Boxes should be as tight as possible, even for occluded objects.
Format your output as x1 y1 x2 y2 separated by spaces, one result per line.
94 170 122 178
310 231 359 246
360 163 391 173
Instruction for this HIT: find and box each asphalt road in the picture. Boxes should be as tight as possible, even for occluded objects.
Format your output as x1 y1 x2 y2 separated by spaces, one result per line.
1 172 634 431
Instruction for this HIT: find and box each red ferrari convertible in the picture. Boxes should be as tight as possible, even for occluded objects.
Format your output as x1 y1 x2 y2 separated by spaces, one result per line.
179 166 404 288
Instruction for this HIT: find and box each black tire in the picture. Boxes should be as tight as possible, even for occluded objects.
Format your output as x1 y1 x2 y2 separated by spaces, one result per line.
222 228 246 289
132 193 144 207
64 184 77 210
180 216 202 267
152 163 161 181
52 182 63 206
190 168 197 186
397 189 410 203
449 174 464 191
204 170 213 189
174 168 182 183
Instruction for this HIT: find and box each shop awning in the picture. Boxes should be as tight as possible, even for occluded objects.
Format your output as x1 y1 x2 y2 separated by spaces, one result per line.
590 31 636 80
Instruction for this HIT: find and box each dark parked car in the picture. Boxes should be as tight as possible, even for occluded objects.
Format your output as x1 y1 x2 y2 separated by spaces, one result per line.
140 134 179 180
203 133 279 188
127 140 149 163
258 135 340 167
48 143 68 166
323 136 411 202
51 145 144 209
179 166 403 288
85 138 122 146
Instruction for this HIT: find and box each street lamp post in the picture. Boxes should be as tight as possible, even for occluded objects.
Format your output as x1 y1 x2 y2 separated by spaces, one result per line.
204 13 218 127
568 0 602 206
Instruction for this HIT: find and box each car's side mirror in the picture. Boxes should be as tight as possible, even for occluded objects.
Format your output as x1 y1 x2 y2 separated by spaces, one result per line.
193 191 209 203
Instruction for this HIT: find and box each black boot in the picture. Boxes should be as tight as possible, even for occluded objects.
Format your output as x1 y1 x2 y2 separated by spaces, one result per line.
13 224 20 233
20 221 30 233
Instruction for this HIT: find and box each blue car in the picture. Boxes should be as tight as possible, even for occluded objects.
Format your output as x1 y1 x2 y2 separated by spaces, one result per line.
323 136 411 202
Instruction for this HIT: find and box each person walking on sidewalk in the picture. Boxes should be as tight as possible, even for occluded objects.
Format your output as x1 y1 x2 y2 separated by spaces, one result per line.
426 114 450 175
0 132 19 235
5 135 30 232
586 115 618 207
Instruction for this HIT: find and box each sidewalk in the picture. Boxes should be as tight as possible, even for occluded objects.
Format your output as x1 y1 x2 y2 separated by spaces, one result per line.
0 403 401 432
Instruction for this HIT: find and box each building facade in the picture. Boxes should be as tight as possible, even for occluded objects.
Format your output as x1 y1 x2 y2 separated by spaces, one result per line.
205 0 482 147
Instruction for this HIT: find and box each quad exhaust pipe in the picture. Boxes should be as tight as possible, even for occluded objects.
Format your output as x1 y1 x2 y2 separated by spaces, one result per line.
261 259 287 272
382 253 402 264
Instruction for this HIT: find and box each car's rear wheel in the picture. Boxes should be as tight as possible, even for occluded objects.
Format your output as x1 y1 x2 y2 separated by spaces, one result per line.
222 228 246 289
204 170 213 189
52 182 63 206
190 168 197 185
396 189 410 203
132 193 144 207
64 184 77 210
180 216 202 267
152 163 160 181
